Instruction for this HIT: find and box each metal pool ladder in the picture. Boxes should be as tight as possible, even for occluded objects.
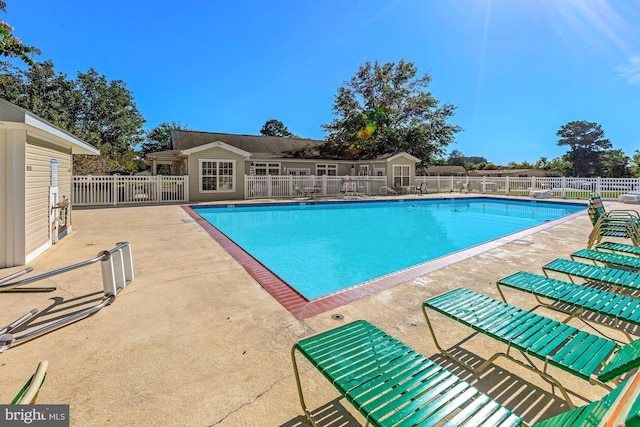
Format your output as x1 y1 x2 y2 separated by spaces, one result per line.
0 242 134 352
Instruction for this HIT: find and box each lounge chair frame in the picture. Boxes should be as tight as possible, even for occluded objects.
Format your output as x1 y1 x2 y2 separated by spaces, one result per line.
543 258 640 293
496 271 640 342
421 288 640 409
292 319 640 426
291 320 522 426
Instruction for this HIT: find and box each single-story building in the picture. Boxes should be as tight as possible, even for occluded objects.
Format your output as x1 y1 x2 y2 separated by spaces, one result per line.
422 165 467 176
0 99 99 268
145 130 420 202
468 168 548 178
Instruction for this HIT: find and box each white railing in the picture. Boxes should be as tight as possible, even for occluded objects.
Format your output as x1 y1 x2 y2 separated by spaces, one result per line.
245 175 388 199
416 176 640 200
72 176 188 206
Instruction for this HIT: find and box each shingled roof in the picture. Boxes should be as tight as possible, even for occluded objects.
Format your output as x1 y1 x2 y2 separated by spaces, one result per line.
170 130 335 160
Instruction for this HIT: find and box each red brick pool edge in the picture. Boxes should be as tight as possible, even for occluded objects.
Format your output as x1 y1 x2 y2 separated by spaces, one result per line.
183 204 586 320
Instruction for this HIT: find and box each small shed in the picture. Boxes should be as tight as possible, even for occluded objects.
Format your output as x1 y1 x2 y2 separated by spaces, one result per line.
0 99 99 268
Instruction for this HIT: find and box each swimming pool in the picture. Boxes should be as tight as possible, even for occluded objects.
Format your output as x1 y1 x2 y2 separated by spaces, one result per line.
192 198 584 300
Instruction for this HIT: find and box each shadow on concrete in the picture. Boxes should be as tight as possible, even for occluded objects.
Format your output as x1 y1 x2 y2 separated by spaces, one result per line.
7 290 108 348
280 397 360 427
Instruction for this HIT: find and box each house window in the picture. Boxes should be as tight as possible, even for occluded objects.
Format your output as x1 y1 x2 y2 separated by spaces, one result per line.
199 159 235 192
374 168 385 177
393 165 410 187
254 162 280 175
288 168 310 176
359 165 370 176
316 164 338 176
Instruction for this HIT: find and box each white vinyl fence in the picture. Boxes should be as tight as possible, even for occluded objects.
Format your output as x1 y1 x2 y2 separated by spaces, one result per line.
417 176 640 200
245 175 388 199
72 174 640 207
72 176 188 206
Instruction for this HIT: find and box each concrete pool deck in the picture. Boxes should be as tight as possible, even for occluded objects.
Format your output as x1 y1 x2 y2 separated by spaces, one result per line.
0 195 633 426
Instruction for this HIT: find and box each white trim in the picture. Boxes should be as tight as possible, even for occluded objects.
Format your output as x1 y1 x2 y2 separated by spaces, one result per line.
316 163 338 176
184 141 251 157
393 164 411 187
25 240 52 264
252 161 281 175
23 114 99 155
385 152 420 163
198 159 236 193
287 168 310 176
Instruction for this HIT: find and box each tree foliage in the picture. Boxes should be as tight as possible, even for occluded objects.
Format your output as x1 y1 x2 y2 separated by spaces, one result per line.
0 60 145 173
557 120 611 177
260 119 296 137
322 60 461 163
600 149 630 178
140 121 191 156
631 150 640 178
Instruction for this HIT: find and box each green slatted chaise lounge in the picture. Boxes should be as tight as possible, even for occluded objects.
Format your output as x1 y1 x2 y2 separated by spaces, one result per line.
597 242 640 257
587 196 640 247
422 288 640 408
292 319 640 426
571 249 640 271
497 271 640 341
543 258 640 291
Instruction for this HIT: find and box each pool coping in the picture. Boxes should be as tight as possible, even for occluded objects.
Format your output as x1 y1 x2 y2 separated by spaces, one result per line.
183 199 586 320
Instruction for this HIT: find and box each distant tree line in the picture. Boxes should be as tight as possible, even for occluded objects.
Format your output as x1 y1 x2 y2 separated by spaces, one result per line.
437 121 640 178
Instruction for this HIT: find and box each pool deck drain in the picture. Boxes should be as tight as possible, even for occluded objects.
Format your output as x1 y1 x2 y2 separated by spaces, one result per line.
183 204 585 320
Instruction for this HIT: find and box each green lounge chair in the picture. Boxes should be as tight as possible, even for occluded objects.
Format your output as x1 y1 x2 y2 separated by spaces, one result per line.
497 271 640 341
543 258 640 291
293 319 640 426
587 195 640 247
588 195 640 226
596 241 640 257
423 288 640 408
572 248 640 270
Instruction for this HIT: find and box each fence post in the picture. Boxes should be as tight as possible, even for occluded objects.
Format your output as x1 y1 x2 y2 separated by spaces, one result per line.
505 177 510 195
111 176 117 206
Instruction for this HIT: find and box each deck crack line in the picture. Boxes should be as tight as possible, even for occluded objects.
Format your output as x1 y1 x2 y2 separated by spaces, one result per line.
207 374 291 426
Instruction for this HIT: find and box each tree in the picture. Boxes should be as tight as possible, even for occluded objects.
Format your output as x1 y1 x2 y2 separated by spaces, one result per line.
140 121 191 156
447 149 465 166
0 1 39 66
322 60 461 163
0 60 145 173
546 155 572 176
557 121 611 177
466 156 488 165
601 149 630 178
631 150 640 178
259 119 297 137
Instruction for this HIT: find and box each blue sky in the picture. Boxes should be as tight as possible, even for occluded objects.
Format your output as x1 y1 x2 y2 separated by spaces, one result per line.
6 0 640 165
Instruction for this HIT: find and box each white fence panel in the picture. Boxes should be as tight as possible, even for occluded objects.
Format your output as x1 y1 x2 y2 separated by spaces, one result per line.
244 175 387 199
73 176 188 206
418 176 640 200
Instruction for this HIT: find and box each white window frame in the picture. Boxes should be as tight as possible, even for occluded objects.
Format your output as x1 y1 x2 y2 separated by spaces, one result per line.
254 162 280 176
287 168 310 176
374 168 385 177
393 165 410 187
359 165 370 176
199 159 236 193
316 163 338 176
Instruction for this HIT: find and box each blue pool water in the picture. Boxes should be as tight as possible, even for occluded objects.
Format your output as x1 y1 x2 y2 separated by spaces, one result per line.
194 198 584 299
